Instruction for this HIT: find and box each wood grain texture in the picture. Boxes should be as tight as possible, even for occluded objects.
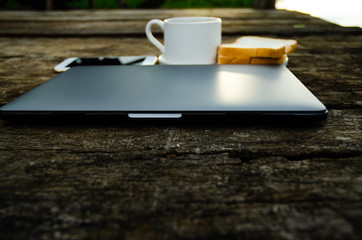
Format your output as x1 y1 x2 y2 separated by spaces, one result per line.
0 9 361 240
0 9 361 37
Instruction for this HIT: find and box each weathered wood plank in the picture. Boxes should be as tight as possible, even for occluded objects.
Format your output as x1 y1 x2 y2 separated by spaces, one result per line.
0 9 360 36
0 110 361 239
0 9 322 21
3 21 355 37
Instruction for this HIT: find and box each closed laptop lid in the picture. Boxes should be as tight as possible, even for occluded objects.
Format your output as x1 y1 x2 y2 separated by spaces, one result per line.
0 65 327 119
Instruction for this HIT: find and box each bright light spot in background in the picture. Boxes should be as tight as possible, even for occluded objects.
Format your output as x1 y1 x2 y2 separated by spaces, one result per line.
276 0 362 28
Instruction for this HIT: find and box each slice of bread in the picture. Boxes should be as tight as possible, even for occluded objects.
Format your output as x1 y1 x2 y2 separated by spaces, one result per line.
217 54 287 65
217 36 297 58
250 55 287 65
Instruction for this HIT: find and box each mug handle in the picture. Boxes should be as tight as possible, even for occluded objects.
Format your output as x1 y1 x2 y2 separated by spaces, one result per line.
145 19 165 53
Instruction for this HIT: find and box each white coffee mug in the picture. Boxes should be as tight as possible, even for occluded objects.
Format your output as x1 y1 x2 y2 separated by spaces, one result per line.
145 17 222 65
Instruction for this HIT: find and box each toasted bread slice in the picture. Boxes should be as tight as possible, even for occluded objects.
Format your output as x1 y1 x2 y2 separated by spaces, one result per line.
217 56 250 64
250 55 287 64
217 54 287 65
217 36 297 58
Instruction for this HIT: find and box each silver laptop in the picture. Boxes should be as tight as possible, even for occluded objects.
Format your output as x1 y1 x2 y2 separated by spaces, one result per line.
0 65 327 120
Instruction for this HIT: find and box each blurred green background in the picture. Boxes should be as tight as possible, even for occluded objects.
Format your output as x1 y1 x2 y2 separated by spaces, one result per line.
0 0 254 10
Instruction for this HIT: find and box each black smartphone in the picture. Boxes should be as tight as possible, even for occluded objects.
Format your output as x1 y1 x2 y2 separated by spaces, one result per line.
54 56 158 72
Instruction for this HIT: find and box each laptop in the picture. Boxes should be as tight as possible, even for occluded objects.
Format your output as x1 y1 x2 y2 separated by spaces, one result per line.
0 65 327 121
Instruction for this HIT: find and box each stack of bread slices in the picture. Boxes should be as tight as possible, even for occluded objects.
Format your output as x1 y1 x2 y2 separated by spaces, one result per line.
217 36 297 65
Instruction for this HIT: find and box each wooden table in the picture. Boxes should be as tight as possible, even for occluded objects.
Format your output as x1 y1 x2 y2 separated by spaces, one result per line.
1 9 361 239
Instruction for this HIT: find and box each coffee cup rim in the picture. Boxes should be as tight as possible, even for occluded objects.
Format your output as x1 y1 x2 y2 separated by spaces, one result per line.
164 17 221 24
